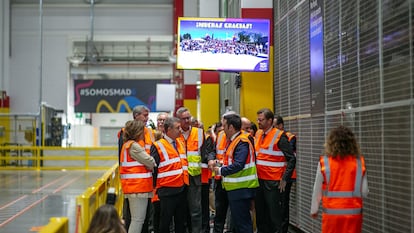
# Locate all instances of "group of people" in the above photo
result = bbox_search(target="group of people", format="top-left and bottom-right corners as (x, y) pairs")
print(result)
(88, 104), (369, 233)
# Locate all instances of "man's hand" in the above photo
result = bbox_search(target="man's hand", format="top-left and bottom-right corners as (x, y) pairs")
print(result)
(278, 180), (287, 192)
(208, 160), (216, 170)
(311, 213), (318, 219)
(213, 166), (220, 176)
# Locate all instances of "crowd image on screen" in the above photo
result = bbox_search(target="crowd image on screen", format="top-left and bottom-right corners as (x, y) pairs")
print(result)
(180, 33), (268, 57)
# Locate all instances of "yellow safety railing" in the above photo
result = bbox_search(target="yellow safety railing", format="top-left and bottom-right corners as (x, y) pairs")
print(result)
(0, 145), (117, 170)
(75, 163), (123, 233)
(0, 146), (123, 233)
(39, 217), (69, 233)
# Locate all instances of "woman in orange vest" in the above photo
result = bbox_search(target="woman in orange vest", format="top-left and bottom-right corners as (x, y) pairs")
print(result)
(311, 125), (369, 233)
(120, 120), (156, 233)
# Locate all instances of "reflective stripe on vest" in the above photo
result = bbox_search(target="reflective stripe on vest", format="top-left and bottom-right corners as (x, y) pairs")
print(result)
(157, 143), (181, 168)
(143, 128), (155, 152)
(155, 141), (188, 186)
(157, 168), (183, 178)
(322, 155), (363, 215)
(216, 132), (226, 159)
(223, 174), (258, 183)
(322, 155), (362, 198)
(182, 127), (204, 176)
(322, 208), (362, 215)
(256, 129), (283, 156)
(121, 173), (152, 179)
(255, 160), (286, 167)
(214, 131), (227, 180)
(255, 129), (286, 180)
(179, 152), (188, 172)
(120, 140), (153, 193)
(255, 130), (284, 164)
(120, 142), (146, 167)
(222, 134), (259, 191)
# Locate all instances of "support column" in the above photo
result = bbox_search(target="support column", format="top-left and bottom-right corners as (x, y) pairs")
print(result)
(173, 0), (184, 113)
(0, 0), (10, 92)
(180, 0), (220, 123)
(240, 0), (274, 120)
(0, 1), (11, 145)
(198, 0), (220, 127)
(200, 71), (220, 129)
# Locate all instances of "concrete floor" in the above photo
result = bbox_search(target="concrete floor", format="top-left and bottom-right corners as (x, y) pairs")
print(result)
(0, 170), (104, 233)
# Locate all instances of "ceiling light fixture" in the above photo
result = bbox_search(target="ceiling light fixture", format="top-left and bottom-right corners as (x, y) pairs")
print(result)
(67, 54), (85, 66)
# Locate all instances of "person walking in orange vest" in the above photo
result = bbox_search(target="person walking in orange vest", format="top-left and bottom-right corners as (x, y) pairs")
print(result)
(120, 120), (156, 233)
(274, 115), (296, 233)
(176, 107), (207, 233)
(150, 117), (189, 233)
(254, 108), (296, 233)
(311, 125), (369, 233)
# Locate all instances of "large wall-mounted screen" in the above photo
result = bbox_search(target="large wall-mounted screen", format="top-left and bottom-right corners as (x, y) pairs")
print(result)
(177, 17), (270, 72)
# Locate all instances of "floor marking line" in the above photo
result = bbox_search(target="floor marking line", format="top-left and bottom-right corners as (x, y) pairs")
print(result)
(53, 175), (83, 194)
(0, 195), (49, 228)
(32, 174), (71, 194)
(0, 195), (28, 210)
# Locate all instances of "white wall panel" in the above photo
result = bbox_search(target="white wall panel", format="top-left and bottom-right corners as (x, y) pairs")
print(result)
(241, 0), (272, 9)
(10, 5), (172, 114)
(9, 33), (40, 114)
(0, 0), (10, 92)
(199, 0), (219, 17)
(183, 70), (199, 84)
(184, 0), (198, 17)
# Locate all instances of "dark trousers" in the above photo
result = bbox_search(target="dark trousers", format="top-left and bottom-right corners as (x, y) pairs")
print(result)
(228, 197), (253, 233)
(187, 179), (202, 233)
(213, 180), (229, 233)
(122, 198), (151, 233)
(123, 198), (131, 231)
(152, 201), (161, 233)
(202, 183), (211, 233)
(159, 191), (187, 233)
(281, 182), (293, 233)
(255, 179), (285, 233)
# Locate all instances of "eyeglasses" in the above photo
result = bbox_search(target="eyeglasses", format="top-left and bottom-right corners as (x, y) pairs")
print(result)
(157, 119), (165, 122)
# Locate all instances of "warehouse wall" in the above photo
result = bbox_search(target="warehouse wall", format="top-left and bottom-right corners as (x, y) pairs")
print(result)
(10, 4), (172, 114)
(273, 0), (413, 232)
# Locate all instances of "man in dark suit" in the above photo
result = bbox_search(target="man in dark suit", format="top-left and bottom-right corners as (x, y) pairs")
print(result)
(213, 113), (259, 233)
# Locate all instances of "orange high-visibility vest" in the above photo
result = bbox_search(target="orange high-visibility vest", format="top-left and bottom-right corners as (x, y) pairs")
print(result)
(177, 127), (204, 177)
(214, 131), (227, 180)
(138, 127), (155, 153)
(151, 189), (159, 203)
(201, 135), (213, 183)
(118, 127), (155, 154)
(285, 131), (297, 180)
(153, 139), (189, 188)
(120, 140), (153, 194)
(255, 128), (285, 181)
(320, 155), (366, 233)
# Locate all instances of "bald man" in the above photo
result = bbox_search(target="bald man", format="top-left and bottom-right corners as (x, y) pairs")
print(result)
(241, 117), (252, 132)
